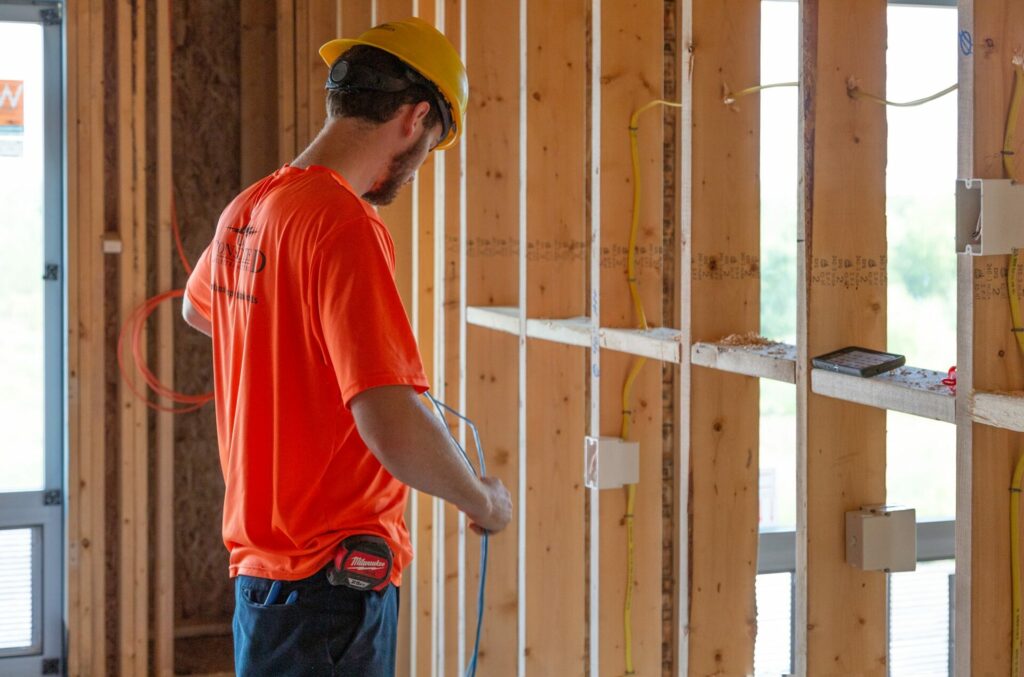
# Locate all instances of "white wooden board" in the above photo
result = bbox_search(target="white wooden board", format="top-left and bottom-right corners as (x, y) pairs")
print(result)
(811, 366), (955, 424)
(690, 341), (797, 383)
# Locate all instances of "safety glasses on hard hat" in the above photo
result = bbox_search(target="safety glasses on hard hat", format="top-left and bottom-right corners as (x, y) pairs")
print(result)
(326, 59), (454, 150)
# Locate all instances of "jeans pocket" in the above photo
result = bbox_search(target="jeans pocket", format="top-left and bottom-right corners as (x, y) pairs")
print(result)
(236, 576), (299, 610)
(237, 577), (269, 607)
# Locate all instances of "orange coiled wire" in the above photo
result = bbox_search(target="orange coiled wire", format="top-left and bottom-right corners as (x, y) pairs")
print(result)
(115, 197), (214, 413)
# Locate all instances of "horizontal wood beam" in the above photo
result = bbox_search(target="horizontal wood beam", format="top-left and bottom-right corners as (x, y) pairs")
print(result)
(811, 367), (955, 423)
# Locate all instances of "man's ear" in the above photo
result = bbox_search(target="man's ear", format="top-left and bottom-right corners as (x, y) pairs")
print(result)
(400, 101), (432, 139)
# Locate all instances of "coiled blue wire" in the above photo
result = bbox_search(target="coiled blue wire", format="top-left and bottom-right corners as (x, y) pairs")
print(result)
(425, 392), (488, 677)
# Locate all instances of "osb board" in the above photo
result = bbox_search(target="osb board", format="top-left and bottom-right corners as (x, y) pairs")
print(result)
(102, 0), (119, 669)
(799, 1), (887, 674)
(661, 2), (679, 674)
(171, 0), (242, 629)
(957, 1), (1024, 674)
(682, 1), (760, 675)
(174, 634), (234, 675)
(596, 0), (665, 674)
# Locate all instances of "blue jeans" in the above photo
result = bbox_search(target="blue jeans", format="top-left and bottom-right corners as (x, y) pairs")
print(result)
(233, 569), (399, 676)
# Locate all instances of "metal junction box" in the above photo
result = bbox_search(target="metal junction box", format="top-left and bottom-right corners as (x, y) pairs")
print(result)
(956, 178), (1024, 255)
(583, 436), (639, 490)
(845, 505), (916, 573)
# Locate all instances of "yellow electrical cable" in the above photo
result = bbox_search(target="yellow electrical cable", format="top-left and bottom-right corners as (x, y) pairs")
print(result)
(723, 81), (798, 105)
(1003, 55), (1024, 182)
(848, 82), (958, 108)
(1011, 249), (1024, 358)
(1012, 452), (1024, 677)
(620, 99), (682, 676)
(628, 99), (683, 336)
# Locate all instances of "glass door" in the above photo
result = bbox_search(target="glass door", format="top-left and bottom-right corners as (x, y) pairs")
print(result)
(0, 2), (63, 674)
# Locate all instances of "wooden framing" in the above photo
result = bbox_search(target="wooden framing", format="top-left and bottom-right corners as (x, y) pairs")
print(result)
(155, 0), (175, 674)
(523, 2), (588, 674)
(66, 2), (1024, 675)
(691, 342), (798, 383)
(438, 0), (464, 670)
(811, 366), (954, 423)
(66, 1), (108, 674)
(240, 0), (279, 186)
(955, 2), (1024, 674)
(277, 0), (298, 163)
(116, 1), (151, 673)
(972, 392), (1024, 432)
(377, 0), (417, 316)
(798, 1), (888, 674)
(463, 0), (521, 671)
(679, 2), (762, 675)
(595, 1), (664, 675)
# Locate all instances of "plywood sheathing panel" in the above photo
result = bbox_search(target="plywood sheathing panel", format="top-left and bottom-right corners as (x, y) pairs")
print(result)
(464, 0), (521, 672)
(680, 1), (761, 674)
(171, 0), (242, 638)
(524, 0), (588, 673)
(596, 1), (665, 675)
(956, 1), (1024, 674)
(798, 1), (888, 674)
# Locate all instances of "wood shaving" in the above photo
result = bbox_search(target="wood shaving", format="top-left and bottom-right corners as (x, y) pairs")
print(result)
(716, 331), (778, 347)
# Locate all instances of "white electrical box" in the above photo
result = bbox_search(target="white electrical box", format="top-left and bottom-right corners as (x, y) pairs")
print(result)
(845, 505), (916, 572)
(583, 436), (639, 490)
(956, 178), (1024, 255)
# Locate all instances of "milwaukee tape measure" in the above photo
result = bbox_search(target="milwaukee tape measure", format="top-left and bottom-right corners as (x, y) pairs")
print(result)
(327, 535), (393, 591)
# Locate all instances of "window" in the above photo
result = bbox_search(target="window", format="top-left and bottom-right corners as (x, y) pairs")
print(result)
(0, 3), (63, 674)
(756, 2), (957, 675)
(884, 3), (957, 525)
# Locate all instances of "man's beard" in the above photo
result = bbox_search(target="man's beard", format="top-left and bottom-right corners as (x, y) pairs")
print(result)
(362, 128), (432, 206)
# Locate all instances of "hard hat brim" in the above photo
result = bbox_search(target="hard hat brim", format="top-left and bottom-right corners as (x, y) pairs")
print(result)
(319, 38), (459, 150)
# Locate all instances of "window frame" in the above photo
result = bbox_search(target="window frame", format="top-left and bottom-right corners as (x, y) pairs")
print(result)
(0, 1), (64, 674)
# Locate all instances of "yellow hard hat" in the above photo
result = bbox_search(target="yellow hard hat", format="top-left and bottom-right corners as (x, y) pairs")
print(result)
(319, 17), (468, 151)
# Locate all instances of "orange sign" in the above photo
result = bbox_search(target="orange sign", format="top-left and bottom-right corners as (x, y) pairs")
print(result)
(0, 80), (24, 131)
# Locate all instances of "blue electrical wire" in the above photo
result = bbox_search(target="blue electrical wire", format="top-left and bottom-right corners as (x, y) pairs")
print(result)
(424, 392), (488, 677)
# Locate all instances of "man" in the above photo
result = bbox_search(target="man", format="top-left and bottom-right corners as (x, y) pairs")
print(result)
(182, 18), (512, 676)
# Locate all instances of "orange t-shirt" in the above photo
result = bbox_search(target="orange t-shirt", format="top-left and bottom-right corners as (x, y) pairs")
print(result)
(185, 164), (429, 584)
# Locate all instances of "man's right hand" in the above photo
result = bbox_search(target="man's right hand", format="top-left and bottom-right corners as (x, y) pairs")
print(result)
(466, 476), (512, 535)
(351, 386), (514, 538)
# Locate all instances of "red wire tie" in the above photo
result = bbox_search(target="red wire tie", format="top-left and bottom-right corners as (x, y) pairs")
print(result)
(941, 366), (957, 395)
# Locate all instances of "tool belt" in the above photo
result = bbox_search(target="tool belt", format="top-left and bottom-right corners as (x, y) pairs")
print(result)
(326, 535), (393, 592)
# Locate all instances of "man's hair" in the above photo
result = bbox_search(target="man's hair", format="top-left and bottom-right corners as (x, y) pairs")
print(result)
(326, 45), (442, 131)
